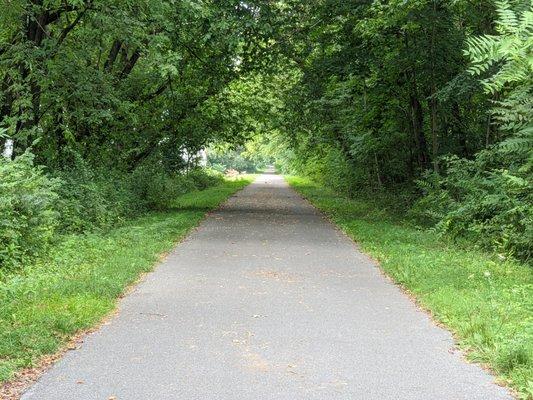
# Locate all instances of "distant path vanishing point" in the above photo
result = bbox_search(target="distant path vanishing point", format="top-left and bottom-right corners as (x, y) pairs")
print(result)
(22, 173), (511, 400)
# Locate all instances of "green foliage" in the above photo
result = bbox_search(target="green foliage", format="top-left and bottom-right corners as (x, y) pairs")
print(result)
(0, 0), (265, 169)
(0, 150), (226, 270)
(186, 168), (224, 190)
(413, 0), (533, 262)
(284, 145), (358, 196)
(288, 175), (533, 398)
(207, 145), (266, 172)
(465, 0), (533, 152)
(129, 166), (223, 211)
(54, 162), (135, 233)
(130, 166), (191, 212)
(414, 154), (532, 260)
(0, 153), (59, 269)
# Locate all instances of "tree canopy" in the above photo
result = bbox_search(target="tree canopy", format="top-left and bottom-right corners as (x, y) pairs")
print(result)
(1, 0), (532, 260)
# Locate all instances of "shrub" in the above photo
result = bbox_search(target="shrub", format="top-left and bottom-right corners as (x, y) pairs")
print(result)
(209, 163), (227, 173)
(414, 153), (533, 261)
(0, 150), (225, 270)
(0, 152), (60, 269)
(130, 166), (187, 211)
(130, 166), (222, 210)
(187, 168), (224, 190)
(53, 155), (133, 233)
(284, 145), (357, 196)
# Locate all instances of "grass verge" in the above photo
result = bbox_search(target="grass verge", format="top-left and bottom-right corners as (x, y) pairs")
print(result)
(286, 175), (532, 399)
(0, 177), (252, 385)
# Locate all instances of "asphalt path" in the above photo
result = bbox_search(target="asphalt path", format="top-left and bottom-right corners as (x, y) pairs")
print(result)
(22, 173), (511, 399)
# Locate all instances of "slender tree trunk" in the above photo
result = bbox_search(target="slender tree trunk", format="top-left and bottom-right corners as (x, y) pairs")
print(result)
(429, 0), (439, 172)
(362, 83), (382, 187)
(31, 78), (41, 126)
(104, 40), (122, 71)
(409, 93), (429, 170)
(119, 49), (141, 79)
(430, 94), (438, 171)
(451, 103), (468, 156)
(404, 34), (429, 171)
(373, 152), (382, 188)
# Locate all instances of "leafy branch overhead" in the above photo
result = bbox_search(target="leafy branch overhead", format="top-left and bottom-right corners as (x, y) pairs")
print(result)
(1, 0), (531, 262)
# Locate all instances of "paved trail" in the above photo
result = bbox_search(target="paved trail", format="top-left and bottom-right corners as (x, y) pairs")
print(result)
(22, 173), (511, 400)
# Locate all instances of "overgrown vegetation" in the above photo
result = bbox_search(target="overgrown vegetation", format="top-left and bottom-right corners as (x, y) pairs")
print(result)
(0, 152), (224, 270)
(0, 152), (59, 269)
(0, 177), (251, 383)
(287, 176), (533, 398)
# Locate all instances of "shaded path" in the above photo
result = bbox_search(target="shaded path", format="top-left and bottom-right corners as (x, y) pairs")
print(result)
(22, 173), (511, 399)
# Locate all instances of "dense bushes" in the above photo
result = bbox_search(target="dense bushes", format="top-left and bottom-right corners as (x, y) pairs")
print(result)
(0, 153), (224, 270)
(185, 168), (224, 190)
(0, 153), (59, 269)
(131, 166), (223, 210)
(280, 146), (358, 196)
(208, 152), (257, 173)
(55, 164), (134, 233)
(414, 152), (532, 261)
(130, 167), (190, 211)
(276, 142), (532, 262)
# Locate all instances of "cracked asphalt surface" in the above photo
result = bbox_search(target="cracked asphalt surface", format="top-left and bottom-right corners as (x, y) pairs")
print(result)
(21, 173), (512, 399)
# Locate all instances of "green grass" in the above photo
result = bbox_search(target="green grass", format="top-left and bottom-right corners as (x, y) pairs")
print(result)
(0, 177), (252, 383)
(286, 175), (533, 399)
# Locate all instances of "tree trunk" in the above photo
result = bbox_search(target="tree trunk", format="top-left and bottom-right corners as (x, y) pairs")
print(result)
(0, 75), (13, 125)
(119, 49), (141, 79)
(485, 114), (491, 148)
(429, 0), (439, 172)
(104, 40), (122, 72)
(409, 93), (429, 170)
(430, 93), (438, 171)
(373, 152), (382, 188)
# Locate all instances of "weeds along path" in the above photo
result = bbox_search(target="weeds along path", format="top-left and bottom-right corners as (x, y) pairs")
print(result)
(21, 173), (511, 400)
